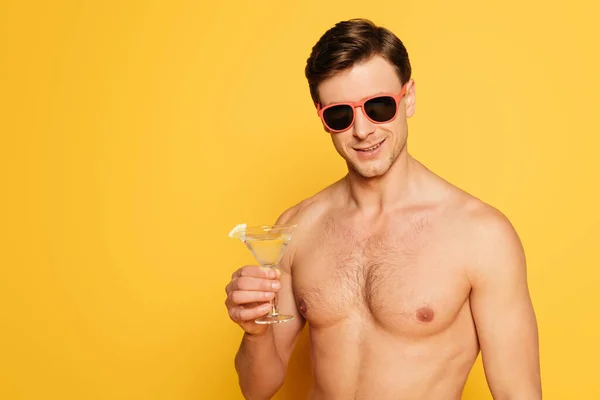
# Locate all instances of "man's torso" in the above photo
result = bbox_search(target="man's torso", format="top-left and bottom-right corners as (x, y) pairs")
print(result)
(288, 176), (484, 399)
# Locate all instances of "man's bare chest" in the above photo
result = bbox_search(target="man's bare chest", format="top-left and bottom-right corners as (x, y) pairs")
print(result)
(291, 214), (471, 336)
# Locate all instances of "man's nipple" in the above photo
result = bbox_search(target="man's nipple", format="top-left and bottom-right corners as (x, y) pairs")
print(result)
(416, 306), (434, 322)
(298, 299), (307, 317)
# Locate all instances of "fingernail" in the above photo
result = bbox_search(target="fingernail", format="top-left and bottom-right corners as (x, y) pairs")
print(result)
(268, 270), (277, 279)
(264, 292), (274, 298)
(272, 281), (281, 290)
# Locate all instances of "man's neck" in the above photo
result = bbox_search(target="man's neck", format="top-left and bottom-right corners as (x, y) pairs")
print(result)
(344, 149), (419, 215)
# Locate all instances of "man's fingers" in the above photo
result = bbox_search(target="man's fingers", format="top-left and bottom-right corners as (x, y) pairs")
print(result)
(227, 290), (275, 307)
(231, 276), (281, 292)
(232, 265), (277, 279)
(225, 266), (279, 325)
(228, 303), (272, 323)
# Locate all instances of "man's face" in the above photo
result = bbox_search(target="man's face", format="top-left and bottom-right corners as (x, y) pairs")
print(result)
(317, 56), (415, 178)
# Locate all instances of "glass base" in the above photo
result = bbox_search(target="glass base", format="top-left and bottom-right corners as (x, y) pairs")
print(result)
(255, 314), (294, 325)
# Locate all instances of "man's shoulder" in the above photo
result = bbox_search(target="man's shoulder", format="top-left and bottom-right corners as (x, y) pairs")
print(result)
(450, 193), (526, 281)
(460, 196), (521, 249)
(276, 179), (342, 228)
(420, 164), (517, 242)
(275, 182), (340, 268)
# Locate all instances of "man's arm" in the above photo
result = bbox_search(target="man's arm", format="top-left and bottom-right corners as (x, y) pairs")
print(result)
(468, 207), (541, 399)
(234, 270), (305, 399)
(231, 207), (306, 399)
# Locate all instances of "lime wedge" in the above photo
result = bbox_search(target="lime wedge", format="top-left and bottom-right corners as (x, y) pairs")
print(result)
(228, 223), (247, 240)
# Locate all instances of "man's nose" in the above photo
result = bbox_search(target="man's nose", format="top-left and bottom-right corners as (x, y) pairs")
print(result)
(352, 107), (375, 139)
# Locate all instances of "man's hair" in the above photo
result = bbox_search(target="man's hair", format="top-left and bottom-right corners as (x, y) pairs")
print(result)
(305, 18), (412, 105)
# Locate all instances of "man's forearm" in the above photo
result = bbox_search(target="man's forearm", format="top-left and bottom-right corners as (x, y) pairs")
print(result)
(235, 329), (286, 400)
(490, 378), (542, 400)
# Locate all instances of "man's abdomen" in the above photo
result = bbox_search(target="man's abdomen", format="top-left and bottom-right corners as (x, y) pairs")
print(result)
(306, 311), (479, 400)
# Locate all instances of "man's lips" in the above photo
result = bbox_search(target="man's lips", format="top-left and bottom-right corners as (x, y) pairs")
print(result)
(354, 139), (385, 152)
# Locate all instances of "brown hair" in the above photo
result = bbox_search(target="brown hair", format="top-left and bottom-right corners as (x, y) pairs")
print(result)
(305, 18), (412, 104)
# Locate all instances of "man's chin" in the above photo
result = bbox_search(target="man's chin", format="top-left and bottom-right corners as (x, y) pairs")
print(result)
(349, 161), (390, 179)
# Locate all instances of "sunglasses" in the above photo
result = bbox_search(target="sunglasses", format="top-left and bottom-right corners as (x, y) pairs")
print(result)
(316, 84), (407, 133)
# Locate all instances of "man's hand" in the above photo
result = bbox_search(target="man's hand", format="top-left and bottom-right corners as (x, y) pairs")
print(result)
(225, 265), (281, 335)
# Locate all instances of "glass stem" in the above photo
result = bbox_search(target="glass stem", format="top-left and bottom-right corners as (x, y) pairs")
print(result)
(269, 265), (279, 317)
(270, 293), (279, 317)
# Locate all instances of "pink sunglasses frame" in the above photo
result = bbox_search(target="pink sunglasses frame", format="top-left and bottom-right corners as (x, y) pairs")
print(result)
(316, 84), (408, 133)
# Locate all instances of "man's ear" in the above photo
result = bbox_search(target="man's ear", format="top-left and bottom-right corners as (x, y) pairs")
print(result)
(404, 79), (416, 118)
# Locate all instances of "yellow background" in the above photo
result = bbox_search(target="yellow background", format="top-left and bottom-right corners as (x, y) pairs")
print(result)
(1, 0), (599, 399)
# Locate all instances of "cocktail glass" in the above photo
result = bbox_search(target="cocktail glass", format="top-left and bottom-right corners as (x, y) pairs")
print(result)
(229, 224), (297, 324)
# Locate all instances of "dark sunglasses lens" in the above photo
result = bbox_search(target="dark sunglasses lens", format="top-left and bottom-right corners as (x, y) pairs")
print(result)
(323, 105), (353, 131)
(364, 96), (397, 122)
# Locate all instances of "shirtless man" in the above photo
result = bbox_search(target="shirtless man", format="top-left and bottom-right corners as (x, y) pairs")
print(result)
(225, 19), (541, 399)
